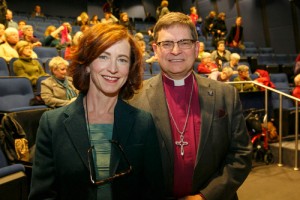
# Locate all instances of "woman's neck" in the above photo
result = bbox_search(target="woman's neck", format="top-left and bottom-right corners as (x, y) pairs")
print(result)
(84, 92), (117, 124)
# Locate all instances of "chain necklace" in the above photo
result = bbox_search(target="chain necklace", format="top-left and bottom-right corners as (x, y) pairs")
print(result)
(165, 75), (194, 156)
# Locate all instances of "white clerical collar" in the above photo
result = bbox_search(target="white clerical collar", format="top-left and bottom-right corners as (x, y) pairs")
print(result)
(163, 72), (192, 86)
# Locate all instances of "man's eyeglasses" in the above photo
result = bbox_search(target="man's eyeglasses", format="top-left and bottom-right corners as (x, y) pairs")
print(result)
(156, 39), (196, 50)
(87, 140), (132, 186)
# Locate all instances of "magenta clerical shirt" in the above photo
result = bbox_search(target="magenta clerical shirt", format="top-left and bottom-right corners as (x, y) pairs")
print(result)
(163, 73), (201, 198)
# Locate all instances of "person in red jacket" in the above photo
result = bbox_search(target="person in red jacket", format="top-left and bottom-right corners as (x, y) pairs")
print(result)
(292, 74), (300, 105)
(197, 52), (218, 74)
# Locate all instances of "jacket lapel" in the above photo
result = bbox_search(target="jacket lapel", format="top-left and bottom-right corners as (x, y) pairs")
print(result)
(146, 74), (174, 167)
(194, 73), (216, 164)
(63, 94), (91, 170)
(110, 99), (135, 176)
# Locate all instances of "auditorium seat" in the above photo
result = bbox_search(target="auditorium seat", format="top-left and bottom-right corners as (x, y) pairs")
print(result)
(0, 77), (48, 113)
(243, 41), (256, 48)
(244, 47), (259, 57)
(0, 57), (9, 76)
(0, 147), (28, 200)
(33, 47), (59, 63)
(269, 73), (298, 136)
(258, 47), (274, 55)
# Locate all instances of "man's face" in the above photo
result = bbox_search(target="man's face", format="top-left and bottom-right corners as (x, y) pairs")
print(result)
(6, 32), (19, 45)
(152, 25), (199, 80)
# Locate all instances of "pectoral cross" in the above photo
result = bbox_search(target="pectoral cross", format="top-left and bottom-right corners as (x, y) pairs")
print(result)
(175, 135), (188, 156)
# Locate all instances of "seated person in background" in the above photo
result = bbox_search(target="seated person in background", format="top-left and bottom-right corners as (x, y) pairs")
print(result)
(202, 11), (216, 39)
(0, 27), (19, 61)
(212, 12), (227, 47)
(197, 52), (218, 74)
(253, 69), (275, 90)
(196, 41), (205, 61)
(20, 25), (42, 47)
(13, 41), (48, 89)
(223, 52), (241, 74)
(64, 31), (83, 60)
(211, 40), (231, 63)
(31, 5), (45, 17)
(40, 25), (56, 43)
(295, 56), (300, 76)
(101, 11), (118, 24)
(75, 12), (89, 26)
(0, 23), (5, 44)
(42, 25), (71, 47)
(17, 20), (26, 38)
(136, 39), (150, 62)
(234, 65), (259, 92)
(226, 16), (245, 50)
(41, 56), (78, 108)
(208, 66), (233, 82)
(89, 14), (100, 25)
(119, 12), (134, 34)
(292, 74), (300, 105)
(5, 9), (18, 29)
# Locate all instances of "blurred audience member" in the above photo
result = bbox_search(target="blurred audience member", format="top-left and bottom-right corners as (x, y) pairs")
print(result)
(0, 0), (7, 26)
(223, 53), (240, 74)
(202, 11), (216, 39)
(101, 11), (118, 24)
(295, 53), (300, 76)
(42, 25), (71, 47)
(212, 12), (227, 47)
(227, 17), (245, 50)
(31, 5), (45, 17)
(17, 20), (26, 37)
(189, 6), (199, 25)
(208, 66), (233, 82)
(89, 14), (100, 25)
(80, 25), (89, 33)
(76, 12), (89, 26)
(158, 0), (170, 19)
(20, 25), (42, 47)
(134, 32), (144, 41)
(0, 23), (5, 44)
(196, 41), (205, 61)
(197, 52), (218, 74)
(41, 56), (78, 108)
(5, 9), (18, 29)
(0, 27), (19, 61)
(13, 41), (48, 89)
(211, 40), (231, 63)
(137, 39), (150, 62)
(119, 12), (134, 34)
(253, 69), (275, 90)
(292, 74), (300, 105)
(64, 31), (83, 60)
(234, 65), (259, 92)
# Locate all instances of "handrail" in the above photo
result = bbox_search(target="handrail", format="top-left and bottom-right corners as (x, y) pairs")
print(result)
(228, 80), (300, 170)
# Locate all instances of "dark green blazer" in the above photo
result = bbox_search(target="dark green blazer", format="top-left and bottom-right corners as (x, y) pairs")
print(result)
(129, 72), (252, 200)
(29, 94), (164, 200)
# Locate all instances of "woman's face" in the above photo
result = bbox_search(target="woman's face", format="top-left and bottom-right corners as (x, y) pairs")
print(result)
(21, 45), (33, 57)
(217, 43), (225, 52)
(53, 64), (68, 80)
(87, 39), (131, 97)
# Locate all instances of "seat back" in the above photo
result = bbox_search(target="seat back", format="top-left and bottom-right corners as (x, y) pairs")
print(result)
(8, 57), (18, 76)
(36, 75), (50, 96)
(269, 73), (293, 109)
(0, 77), (47, 112)
(33, 47), (59, 63)
(269, 73), (290, 90)
(0, 57), (9, 76)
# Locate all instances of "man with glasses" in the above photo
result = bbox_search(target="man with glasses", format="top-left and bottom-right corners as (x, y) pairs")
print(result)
(129, 12), (252, 200)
